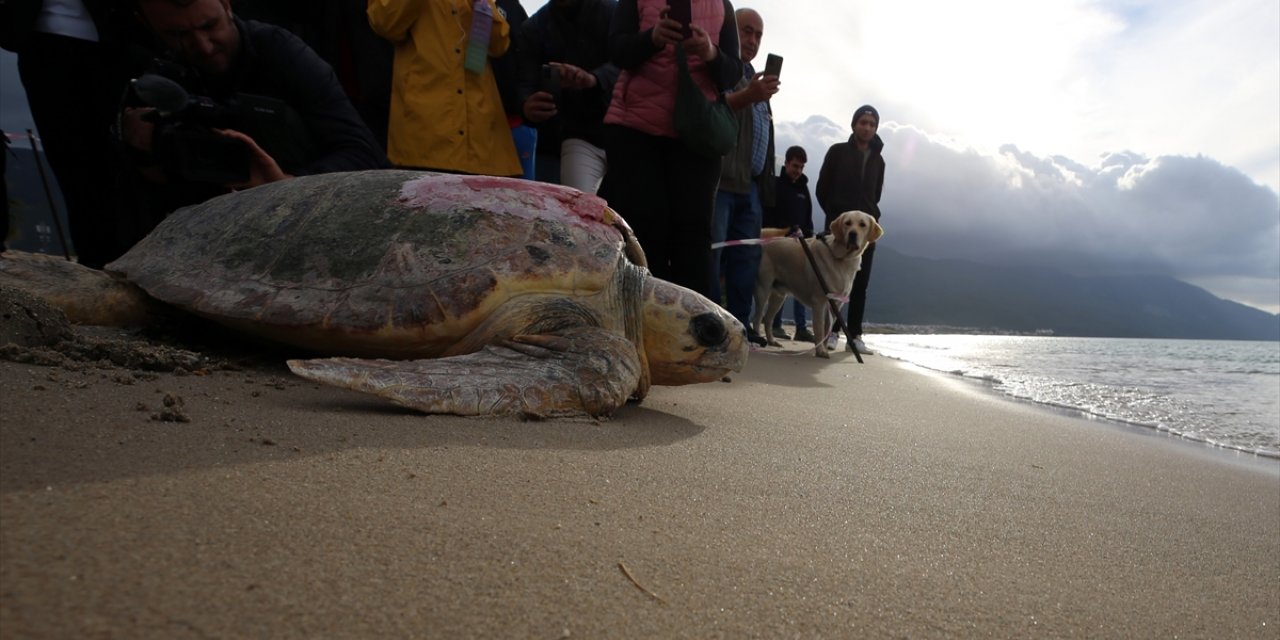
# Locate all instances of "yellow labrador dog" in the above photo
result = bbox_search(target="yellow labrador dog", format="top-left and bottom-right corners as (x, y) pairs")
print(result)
(750, 210), (883, 358)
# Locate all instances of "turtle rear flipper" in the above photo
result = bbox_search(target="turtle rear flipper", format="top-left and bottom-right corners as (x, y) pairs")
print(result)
(287, 327), (641, 419)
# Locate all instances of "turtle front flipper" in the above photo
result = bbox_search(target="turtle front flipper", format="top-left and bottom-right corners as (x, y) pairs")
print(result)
(287, 327), (641, 419)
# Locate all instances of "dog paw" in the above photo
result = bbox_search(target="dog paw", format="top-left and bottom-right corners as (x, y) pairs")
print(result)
(815, 348), (830, 359)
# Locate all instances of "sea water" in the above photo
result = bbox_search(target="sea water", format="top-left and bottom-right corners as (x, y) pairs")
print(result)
(862, 335), (1280, 458)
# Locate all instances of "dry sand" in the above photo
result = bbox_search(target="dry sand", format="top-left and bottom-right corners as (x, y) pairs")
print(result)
(1, 325), (1277, 639)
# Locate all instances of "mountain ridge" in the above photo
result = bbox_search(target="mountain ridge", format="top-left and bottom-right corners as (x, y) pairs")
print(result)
(867, 247), (1279, 341)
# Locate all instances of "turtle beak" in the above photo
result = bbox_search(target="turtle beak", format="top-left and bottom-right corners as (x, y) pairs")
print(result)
(642, 280), (747, 385)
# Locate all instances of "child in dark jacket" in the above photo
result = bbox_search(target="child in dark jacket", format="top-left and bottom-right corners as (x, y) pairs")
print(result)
(763, 145), (814, 341)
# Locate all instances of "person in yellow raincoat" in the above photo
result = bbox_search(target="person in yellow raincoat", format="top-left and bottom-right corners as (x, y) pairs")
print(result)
(368, 0), (522, 176)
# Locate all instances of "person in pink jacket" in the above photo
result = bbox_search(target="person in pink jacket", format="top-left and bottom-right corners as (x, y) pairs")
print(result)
(600, 0), (742, 297)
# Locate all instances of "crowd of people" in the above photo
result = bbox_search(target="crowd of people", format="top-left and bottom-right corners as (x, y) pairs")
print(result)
(1, 0), (886, 354)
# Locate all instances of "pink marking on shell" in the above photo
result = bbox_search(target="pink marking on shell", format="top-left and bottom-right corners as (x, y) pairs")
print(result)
(396, 174), (620, 238)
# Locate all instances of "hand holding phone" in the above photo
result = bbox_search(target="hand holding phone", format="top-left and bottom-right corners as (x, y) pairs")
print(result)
(763, 53), (783, 79)
(540, 64), (561, 104)
(666, 0), (692, 38)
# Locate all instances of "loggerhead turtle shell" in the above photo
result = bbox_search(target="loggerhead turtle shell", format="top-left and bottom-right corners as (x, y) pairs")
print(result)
(108, 170), (645, 358)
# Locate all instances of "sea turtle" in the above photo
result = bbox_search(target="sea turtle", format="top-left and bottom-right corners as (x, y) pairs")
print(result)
(1, 170), (747, 418)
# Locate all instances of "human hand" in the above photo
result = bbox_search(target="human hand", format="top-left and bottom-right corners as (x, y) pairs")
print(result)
(522, 92), (558, 123)
(120, 107), (157, 152)
(746, 71), (780, 103)
(682, 24), (717, 61)
(214, 128), (289, 189)
(553, 62), (597, 90)
(651, 8), (684, 48)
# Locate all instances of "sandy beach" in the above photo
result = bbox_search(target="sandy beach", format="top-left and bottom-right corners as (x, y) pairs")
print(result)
(2, 330), (1277, 639)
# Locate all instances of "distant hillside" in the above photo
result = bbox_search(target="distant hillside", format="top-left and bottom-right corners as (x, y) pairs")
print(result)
(869, 247), (1280, 341)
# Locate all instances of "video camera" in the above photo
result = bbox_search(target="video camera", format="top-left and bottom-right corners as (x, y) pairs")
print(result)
(127, 61), (308, 184)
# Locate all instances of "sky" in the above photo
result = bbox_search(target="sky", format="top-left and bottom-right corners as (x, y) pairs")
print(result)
(539, 0), (1277, 314)
(3, 0), (1278, 314)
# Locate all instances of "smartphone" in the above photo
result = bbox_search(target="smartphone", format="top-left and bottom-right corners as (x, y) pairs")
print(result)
(763, 53), (783, 79)
(666, 0), (692, 37)
(540, 64), (561, 104)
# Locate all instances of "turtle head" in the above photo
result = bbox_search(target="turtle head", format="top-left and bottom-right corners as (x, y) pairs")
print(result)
(640, 278), (747, 385)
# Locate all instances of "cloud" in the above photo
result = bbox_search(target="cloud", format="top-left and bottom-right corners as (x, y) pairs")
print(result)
(776, 116), (1280, 313)
(759, 0), (1280, 193)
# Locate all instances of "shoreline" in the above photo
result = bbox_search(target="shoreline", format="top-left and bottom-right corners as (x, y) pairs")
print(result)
(2, 337), (1278, 637)
(857, 332), (1280, 462)
(888, 355), (1280, 468)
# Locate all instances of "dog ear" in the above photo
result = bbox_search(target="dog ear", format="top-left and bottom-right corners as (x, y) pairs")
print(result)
(868, 219), (884, 243)
(828, 215), (844, 237)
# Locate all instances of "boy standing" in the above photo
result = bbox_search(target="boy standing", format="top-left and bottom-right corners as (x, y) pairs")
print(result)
(763, 145), (814, 341)
(814, 105), (884, 355)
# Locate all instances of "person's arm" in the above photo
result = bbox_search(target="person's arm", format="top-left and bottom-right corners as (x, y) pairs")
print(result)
(216, 128), (287, 189)
(263, 27), (389, 174)
(610, 0), (692, 70)
(590, 62), (621, 106)
(872, 154), (885, 204)
(704, 0), (742, 92)
(815, 147), (835, 217)
(591, 1), (622, 102)
(516, 15), (555, 124)
(723, 73), (776, 111)
(608, 0), (661, 69)
(366, 0), (426, 42)
(801, 185), (814, 237)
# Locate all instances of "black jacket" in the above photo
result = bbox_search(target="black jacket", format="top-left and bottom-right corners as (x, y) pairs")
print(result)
(133, 17), (387, 181)
(201, 17), (388, 176)
(123, 17), (388, 233)
(815, 133), (884, 222)
(518, 0), (619, 152)
(764, 172), (812, 235)
(717, 72), (775, 208)
(608, 0), (741, 92)
(0, 0), (132, 51)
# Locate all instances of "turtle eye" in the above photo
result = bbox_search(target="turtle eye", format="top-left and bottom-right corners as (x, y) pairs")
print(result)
(690, 312), (728, 347)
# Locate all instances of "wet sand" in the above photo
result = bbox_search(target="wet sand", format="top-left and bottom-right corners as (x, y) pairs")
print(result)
(1, 341), (1277, 638)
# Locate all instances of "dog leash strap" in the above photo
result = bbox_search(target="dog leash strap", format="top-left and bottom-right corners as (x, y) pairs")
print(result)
(793, 228), (863, 364)
(709, 237), (787, 250)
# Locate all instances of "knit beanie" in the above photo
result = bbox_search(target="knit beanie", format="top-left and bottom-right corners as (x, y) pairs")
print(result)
(852, 105), (879, 127)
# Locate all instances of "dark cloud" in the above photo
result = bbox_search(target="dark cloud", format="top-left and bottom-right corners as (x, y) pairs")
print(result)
(777, 116), (1280, 312)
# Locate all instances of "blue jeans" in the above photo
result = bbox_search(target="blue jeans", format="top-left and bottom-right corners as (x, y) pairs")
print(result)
(710, 185), (762, 327)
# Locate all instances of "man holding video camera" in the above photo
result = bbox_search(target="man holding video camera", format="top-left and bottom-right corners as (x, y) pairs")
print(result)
(117, 0), (388, 243)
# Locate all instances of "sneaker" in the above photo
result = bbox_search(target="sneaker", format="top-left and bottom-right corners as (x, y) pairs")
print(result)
(825, 333), (839, 350)
(849, 338), (875, 355)
(771, 326), (791, 340)
(746, 328), (768, 347)
(793, 328), (815, 342)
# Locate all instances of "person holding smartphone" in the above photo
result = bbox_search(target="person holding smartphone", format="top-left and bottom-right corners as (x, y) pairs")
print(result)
(518, 0), (619, 192)
(708, 7), (780, 345)
(599, 0), (743, 298)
